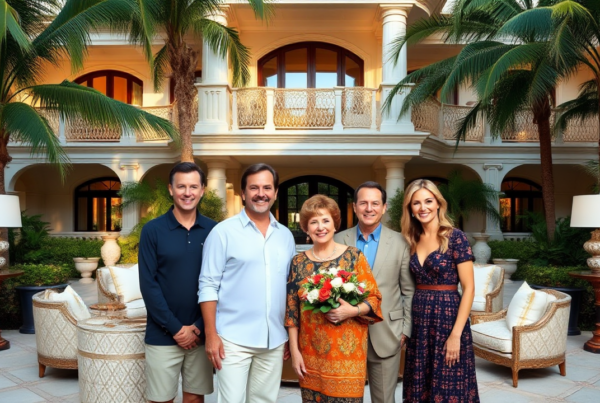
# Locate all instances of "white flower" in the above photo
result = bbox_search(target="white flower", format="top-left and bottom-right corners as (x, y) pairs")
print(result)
(342, 282), (356, 293)
(330, 277), (344, 288)
(328, 267), (340, 276)
(307, 289), (320, 304)
(359, 282), (366, 288)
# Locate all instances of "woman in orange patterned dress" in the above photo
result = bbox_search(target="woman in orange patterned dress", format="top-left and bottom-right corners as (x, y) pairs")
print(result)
(286, 195), (383, 403)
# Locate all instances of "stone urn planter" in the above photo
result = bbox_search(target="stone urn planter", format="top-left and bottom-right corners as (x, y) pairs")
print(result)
(101, 234), (121, 267)
(73, 257), (100, 283)
(472, 233), (492, 264)
(492, 258), (520, 279)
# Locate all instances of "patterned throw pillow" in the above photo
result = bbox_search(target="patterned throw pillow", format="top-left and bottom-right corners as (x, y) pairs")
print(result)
(505, 281), (556, 329)
(49, 285), (91, 321)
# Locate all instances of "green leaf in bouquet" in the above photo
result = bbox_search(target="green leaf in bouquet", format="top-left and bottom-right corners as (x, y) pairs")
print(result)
(302, 303), (315, 312)
(320, 305), (332, 313)
(349, 298), (358, 305)
(332, 302), (340, 308)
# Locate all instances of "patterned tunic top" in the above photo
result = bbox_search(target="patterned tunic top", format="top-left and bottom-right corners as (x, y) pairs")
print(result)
(286, 247), (383, 402)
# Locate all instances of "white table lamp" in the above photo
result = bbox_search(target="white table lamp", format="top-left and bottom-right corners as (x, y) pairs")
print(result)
(0, 195), (23, 270)
(570, 194), (600, 274)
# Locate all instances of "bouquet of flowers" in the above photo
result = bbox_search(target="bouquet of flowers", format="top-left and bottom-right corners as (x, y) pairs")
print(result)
(300, 267), (369, 313)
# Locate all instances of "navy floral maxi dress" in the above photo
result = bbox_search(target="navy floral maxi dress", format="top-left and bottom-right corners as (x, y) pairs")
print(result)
(403, 229), (479, 403)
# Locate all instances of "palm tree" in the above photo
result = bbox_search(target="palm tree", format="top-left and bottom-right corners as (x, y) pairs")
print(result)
(0, 0), (178, 196)
(507, 1), (600, 188)
(119, 0), (272, 162)
(385, 0), (572, 240)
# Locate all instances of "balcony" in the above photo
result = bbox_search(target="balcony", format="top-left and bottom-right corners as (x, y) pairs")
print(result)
(231, 87), (380, 131)
(411, 99), (599, 143)
(34, 105), (177, 143)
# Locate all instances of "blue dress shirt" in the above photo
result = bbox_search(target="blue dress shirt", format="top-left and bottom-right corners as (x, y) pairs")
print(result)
(356, 223), (382, 269)
(198, 209), (296, 349)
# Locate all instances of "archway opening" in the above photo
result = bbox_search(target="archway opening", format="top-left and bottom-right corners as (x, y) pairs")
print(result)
(276, 175), (355, 244)
(500, 177), (543, 232)
(74, 177), (122, 231)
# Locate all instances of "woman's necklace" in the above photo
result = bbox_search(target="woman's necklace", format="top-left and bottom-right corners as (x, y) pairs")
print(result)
(312, 245), (337, 262)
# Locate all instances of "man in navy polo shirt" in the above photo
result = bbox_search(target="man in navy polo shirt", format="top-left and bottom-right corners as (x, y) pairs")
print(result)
(139, 162), (217, 403)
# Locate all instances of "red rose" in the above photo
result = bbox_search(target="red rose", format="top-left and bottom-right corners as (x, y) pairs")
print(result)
(322, 279), (333, 291)
(313, 274), (324, 284)
(318, 287), (331, 302)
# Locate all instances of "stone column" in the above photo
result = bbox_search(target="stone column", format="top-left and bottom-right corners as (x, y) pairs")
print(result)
(483, 163), (504, 241)
(381, 157), (411, 198)
(204, 157), (230, 202)
(379, 5), (415, 133)
(196, 7), (231, 134)
(117, 162), (140, 236)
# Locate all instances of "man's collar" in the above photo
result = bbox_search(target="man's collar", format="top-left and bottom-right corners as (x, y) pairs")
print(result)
(239, 208), (279, 229)
(357, 223), (382, 242)
(167, 206), (204, 230)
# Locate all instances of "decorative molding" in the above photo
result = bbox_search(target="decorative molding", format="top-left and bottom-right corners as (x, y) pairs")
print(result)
(483, 163), (503, 171)
(120, 163), (139, 171)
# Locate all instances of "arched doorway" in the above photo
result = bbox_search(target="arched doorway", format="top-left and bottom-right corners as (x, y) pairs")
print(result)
(74, 177), (122, 231)
(277, 176), (355, 244)
(500, 177), (543, 232)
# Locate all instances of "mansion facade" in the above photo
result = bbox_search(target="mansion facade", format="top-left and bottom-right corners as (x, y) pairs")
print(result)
(6, 0), (598, 242)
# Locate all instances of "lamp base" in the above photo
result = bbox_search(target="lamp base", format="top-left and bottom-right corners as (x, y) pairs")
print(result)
(584, 229), (600, 274)
(0, 332), (10, 351)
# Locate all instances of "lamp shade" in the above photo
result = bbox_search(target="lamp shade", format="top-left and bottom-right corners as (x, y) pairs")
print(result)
(570, 194), (600, 228)
(0, 195), (22, 228)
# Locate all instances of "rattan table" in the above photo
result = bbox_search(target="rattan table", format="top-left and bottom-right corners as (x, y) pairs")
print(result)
(77, 317), (147, 402)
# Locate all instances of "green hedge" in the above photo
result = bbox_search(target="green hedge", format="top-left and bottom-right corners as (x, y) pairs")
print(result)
(0, 264), (72, 329)
(488, 240), (538, 269)
(512, 264), (594, 330)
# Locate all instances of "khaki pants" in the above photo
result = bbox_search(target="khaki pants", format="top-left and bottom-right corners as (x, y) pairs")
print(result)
(216, 337), (284, 403)
(367, 338), (403, 403)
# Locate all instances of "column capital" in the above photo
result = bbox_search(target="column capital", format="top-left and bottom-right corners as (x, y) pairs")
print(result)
(381, 156), (412, 169)
(206, 5), (229, 24)
(379, 4), (411, 21)
(119, 162), (139, 171)
(202, 156), (232, 168)
(483, 163), (503, 171)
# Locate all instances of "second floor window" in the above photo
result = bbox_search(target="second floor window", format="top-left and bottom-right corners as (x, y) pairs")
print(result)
(75, 70), (143, 105)
(258, 42), (364, 88)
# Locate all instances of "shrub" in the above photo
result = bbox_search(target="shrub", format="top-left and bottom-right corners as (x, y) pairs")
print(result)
(0, 264), (72, 329)
(386, 189), (404, 232)
(488, 240), (537, 268)
(511, 264), (594, 330)
(8, 211), (52, 264)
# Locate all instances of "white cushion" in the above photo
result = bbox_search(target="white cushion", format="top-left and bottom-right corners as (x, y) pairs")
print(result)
(108, 264), (142, 303)
(473, 264), (497, 298)
(126, 299), (146, 309)
(471, 296), (486, 312)
(506, 282), (557, 329)
(471, 319), (513, 353)
(49, 286), (91, 321)
(99, 268), (117, 295)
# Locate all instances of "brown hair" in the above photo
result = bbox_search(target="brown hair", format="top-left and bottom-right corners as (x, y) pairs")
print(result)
(401, 179), (454, 254)
(299, 195), (341, 232)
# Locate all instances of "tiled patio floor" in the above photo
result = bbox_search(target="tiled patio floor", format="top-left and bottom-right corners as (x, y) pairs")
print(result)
(0, 279), (598, 402)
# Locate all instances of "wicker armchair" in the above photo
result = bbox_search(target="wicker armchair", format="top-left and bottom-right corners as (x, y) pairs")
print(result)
(32, 291), (79, 377)
(97, 264), (135, 303)
(471, 266), (505, 314)
(471, 289), (571, 387)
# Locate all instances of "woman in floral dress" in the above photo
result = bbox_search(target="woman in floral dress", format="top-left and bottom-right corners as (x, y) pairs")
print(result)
(401, 179), (479, 402)
(286, 195), (383, 403)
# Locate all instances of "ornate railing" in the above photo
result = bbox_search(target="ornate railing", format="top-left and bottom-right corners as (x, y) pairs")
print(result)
(563, 116), (599, 142)
(442, 105), (485, 141)
(412, 99), (440, 136)
(65, 117), (121, 142)
(231, 87), (379, 130)
(500, 110), (556, 142)
(140, 105), (177, 141)
(274, 89), (336, 128)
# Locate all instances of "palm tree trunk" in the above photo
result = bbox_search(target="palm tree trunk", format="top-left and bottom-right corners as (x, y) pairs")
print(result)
(170, 44), (199, 163)
(534, 103), (556, 241)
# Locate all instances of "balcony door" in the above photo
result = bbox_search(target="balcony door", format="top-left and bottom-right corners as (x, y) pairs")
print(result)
(258, 42), (363, 88)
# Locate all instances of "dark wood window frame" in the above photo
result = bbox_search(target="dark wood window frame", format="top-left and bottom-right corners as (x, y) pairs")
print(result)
(74, 177), (122, 232)
(75, 70), (143, 105)
(500, 177), (543, 232)
(258, 42), (364, 88)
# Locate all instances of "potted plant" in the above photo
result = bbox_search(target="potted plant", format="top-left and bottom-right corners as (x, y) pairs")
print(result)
(13, 264), (71, 334)
(73, 257), (101, 283)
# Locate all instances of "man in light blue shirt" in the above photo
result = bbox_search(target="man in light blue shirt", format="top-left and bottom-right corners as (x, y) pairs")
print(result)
(357, 219), (383, 269)
(199, 163), (295, 403)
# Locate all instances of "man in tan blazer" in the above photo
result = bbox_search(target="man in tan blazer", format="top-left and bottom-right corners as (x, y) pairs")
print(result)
(334, 181), (414, 403)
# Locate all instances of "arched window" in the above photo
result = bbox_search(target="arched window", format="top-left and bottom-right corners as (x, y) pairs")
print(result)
(500, 177), (543, 232)
(75, 70), (143, 105)
(258, 42), (364, 88)
(75, 178), (122, 232)
(276, 176), (355, 244)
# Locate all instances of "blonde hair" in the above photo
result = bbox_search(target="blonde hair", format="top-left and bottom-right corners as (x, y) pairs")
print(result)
(401, 179), (454, 254)
(299, 195), (341, 232)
